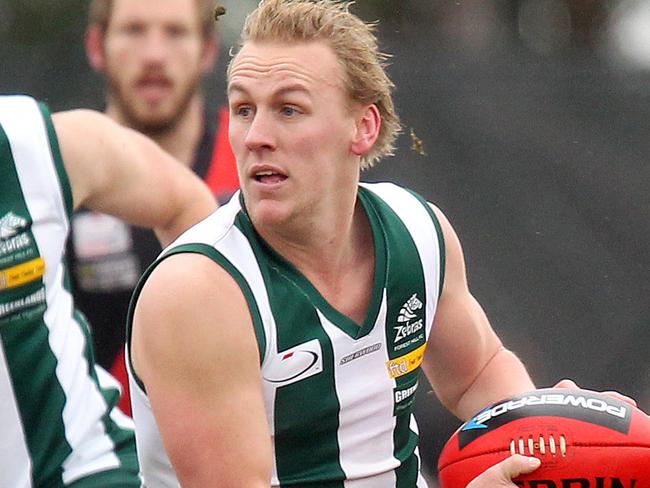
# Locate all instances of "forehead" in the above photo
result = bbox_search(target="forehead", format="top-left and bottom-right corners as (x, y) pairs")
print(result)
(110, 0), (200, 26)
(228, 41), (345, 95)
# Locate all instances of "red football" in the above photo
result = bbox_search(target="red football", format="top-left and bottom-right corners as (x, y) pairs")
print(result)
(437, 388), (650, 487)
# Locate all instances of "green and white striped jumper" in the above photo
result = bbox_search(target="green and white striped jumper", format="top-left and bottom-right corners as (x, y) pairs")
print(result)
(128, 182), (445, 487)
(0, 95), (139, 488)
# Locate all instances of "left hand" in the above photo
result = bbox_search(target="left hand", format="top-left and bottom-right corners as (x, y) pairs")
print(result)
(466, 455), (541, 487)
(554, 378), (637, 407)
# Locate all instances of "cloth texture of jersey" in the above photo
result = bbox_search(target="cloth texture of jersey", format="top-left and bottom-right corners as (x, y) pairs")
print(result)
(127, 183), (445, 487)
(67, 105), (238, 415)
(0, 95), (140, 487)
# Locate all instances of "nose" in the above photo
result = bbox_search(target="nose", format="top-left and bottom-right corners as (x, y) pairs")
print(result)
(140, 29), (168, 65)
(244, 111), (276, 152)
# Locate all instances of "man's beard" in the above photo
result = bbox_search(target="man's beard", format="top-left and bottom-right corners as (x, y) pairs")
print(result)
(106, 73), (202, 136)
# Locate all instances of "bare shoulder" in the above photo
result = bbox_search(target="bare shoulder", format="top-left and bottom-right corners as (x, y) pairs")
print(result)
(130, 253), (270, 486)
(52, 108), (107, 126)
(131, 251), (256, 385)
(427, 202), (456, 240)
(140, 252), (233, 295)
(52, 109), (121, 208)
(135, 251), (248, 330)
(52, 109), (117, 150)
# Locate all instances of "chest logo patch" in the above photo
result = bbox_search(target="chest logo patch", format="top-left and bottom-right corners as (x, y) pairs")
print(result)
(386, 343), (427, 379)
(393, 293), (426, 353)
(0, 257), (46, 291)
(263, 338), (323, 386)
(0, 212), (29, 240)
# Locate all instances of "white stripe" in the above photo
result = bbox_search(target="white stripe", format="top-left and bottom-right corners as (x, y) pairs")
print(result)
(319, 296), (400, 484)
(0, 341), (33, 488)
(1, 96), (121, 484)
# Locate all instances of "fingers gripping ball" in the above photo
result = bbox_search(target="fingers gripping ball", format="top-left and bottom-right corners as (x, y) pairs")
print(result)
(438, 388), (650, 487)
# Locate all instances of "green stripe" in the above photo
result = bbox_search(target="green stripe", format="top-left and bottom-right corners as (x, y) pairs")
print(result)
(38, 101), (73, 219)
(361, 188), (426, 486)
(2, 308), (70, 487)
(75, 309), (139, 482)
(234, 213), (346, 486)
(405, 189), (446, 298)
(1, 116), (72, 486)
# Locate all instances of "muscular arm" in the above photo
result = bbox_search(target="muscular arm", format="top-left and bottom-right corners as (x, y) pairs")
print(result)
(53, 109), (216, 246)
(131, 253), (272, 487)
(422, 204), (535, 421)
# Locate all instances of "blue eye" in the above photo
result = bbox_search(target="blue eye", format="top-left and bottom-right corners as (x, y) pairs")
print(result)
(236, 106), (252, 117)
(281, 106), (298, 116)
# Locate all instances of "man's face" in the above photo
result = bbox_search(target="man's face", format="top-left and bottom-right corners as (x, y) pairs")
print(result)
(228, 41), (362, 228)
(101, 0), (210, 134)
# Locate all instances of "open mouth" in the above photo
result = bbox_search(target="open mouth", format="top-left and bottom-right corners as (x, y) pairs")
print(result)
(254, 170), (287, 184)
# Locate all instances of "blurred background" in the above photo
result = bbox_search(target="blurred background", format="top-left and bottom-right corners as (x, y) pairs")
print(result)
(2, 0), (649, 481)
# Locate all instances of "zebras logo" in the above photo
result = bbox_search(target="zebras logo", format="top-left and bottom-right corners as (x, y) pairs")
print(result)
(0, 212), (28, 240)
(397, 293), (422, 323)
(394, 293), (424, 343)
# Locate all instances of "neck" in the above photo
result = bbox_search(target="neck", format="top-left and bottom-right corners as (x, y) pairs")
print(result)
(265, 198), (375, 326)
(259, 193), (371, 287)
(106, 95), (205, 168)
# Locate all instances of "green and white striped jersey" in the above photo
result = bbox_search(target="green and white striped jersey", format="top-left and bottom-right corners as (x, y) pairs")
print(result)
(0, 95), (138, 487)
(128, 182), (445, 487)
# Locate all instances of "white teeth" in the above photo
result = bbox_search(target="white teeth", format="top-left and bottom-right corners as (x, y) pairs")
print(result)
(256, 170), (274, 176)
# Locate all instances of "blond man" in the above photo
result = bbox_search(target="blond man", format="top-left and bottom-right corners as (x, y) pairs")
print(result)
(128, 1), (537, 486)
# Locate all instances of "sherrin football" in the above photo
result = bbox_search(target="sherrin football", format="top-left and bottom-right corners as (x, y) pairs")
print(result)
(437, 388), (650, 487)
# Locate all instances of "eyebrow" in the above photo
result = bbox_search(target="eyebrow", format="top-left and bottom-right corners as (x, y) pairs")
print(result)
(227, 83), (248, 97)
(227, 82), (312, 100)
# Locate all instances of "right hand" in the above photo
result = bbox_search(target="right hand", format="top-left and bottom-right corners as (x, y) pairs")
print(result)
(466, 455), (541, 487)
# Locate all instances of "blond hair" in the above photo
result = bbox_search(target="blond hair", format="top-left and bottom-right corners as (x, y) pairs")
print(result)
(88, 0), (218, 39)
(230, 0), (401, 168)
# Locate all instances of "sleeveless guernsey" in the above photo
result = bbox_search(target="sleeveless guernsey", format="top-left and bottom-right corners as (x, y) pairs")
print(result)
(0, 95), (139, 487)
(127, 183), (445, 487)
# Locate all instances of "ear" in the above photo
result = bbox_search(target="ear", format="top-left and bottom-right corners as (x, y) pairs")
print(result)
(200, 37), (219, 75)
(351, 104), (381, 157)
(85, 26), (106, 73)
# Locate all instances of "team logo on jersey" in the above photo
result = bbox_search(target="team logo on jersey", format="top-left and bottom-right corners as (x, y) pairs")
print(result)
(393, 293), (425, 352)
(0, 212), (32, 261)
(0, 212), (29, 240)
(386, 343), (427, 378)
(263, 339), (323, 386)
(397, 293), (422, 323)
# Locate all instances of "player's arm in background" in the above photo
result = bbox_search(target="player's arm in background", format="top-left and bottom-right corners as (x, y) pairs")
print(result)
(53, 109), (217, 246)
(130, 253), (272, 487)
(421, 203), (536, 421)
(466, 455), (541, 488)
